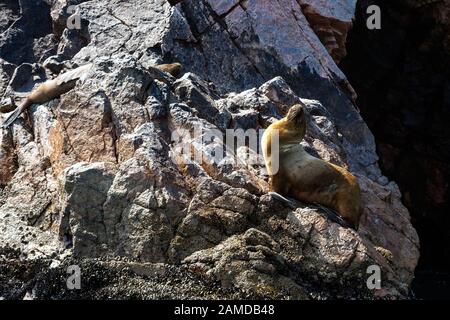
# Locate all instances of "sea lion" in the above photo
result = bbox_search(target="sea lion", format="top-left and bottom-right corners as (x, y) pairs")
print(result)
(261, 104), (362, 229)
(1, 63), (92, 128)
(0, 62), (180, 128)
(155, 62), (182, 77)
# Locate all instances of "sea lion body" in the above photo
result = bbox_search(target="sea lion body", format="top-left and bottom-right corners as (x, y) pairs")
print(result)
(1, 64), (91, 128)
(155, 62), (182, 77)
(262, 104), (361, 228)
(0, 79), (77, 128)
(27, 78), (77, 104)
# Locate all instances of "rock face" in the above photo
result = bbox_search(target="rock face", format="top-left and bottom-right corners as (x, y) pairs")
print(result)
(0, 0), (419, 299)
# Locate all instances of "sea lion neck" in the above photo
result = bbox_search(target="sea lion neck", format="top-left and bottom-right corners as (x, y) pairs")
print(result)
(284, 117), (306, 141)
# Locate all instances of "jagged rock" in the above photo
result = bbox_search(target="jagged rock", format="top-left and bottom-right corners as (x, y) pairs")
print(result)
(358, 175), (420, 284)
(59, 162), (117, 257)
(8, 63), (46, 93)
(0, 118), (61, 262)
(0, 0), (20, 34)
(173, 73), (231, 130)
(48, 80), (117, 177)
(0, 58), (15, 97)
(168, 180), (258, 262)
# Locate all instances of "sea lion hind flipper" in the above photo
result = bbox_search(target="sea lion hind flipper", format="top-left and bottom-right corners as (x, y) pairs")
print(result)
(269, 192), (296, 209)
(1, 106), (23, 128)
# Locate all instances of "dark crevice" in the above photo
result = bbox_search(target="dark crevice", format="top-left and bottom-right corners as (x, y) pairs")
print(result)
(168, 0), (186, 6)
(340, 0), (450, 299)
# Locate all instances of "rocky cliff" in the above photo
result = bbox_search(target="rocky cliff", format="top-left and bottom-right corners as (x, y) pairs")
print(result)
(0, 0), (419, 299)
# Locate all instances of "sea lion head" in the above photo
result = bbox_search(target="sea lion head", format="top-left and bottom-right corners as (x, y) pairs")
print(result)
(155, 62), (182, 77)
(286, 103), (306, 138)
(286, 104), (304, 121)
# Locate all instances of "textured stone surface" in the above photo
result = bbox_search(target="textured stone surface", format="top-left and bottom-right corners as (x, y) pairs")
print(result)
(299, 0), (357, 63)
(0, 0), (419, 299)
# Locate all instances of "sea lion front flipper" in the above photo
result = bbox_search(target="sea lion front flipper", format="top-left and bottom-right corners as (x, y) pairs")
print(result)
(55, 63), (92, 86)
(268, 192), (353, 229)
(313, 203), (353, 229)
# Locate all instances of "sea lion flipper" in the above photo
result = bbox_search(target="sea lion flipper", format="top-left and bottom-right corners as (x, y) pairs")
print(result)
(269, 192), (296, 208)
(314, 203), (352, 229)
(55, 63), (92, 86)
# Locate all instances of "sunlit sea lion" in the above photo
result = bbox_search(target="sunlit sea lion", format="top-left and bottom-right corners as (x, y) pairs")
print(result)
(262, 104), (362, 229)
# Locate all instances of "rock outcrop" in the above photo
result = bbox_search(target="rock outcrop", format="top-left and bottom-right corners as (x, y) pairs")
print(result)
(0, 0), (419, 299)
